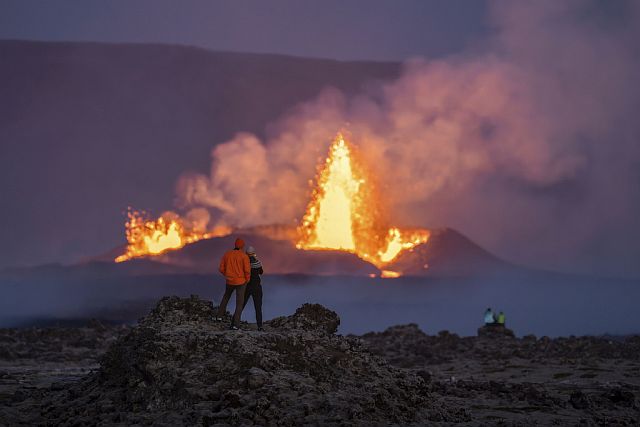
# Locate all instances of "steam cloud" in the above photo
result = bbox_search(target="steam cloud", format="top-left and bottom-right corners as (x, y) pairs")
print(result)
(176, 1), (640, 277)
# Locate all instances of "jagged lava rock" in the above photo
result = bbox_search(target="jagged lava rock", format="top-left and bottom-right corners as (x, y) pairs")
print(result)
(23, 296), (463, 425)
(267, 303), (340, 334)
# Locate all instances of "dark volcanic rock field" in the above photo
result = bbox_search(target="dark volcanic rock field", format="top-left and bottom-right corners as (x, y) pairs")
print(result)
(359, 324), (640, 425)
(1, 296), (639, 426)
(0, 297), (461, 425)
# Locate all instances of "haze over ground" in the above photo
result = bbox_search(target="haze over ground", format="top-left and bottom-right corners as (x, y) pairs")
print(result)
(0, 1), (639, 278)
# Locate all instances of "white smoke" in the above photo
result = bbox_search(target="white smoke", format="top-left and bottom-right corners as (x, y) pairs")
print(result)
(176, 0), (640, 276)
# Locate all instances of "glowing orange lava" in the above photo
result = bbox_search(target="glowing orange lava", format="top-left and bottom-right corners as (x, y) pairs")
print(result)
(114, 209), (229, 262)
(297, 133), (430, 274)
(380, 270), (402, 279)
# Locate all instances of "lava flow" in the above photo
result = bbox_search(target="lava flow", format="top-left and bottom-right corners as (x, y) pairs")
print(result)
(297, 133), (430, 272)
(114, 209), (227, 262)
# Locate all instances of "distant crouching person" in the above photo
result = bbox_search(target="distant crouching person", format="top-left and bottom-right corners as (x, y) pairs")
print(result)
(243, 246), (264, 331)
(484, 308), (495, 325)
(217, 238), (250, 330)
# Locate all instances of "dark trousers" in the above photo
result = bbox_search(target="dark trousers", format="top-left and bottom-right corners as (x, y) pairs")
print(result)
(217, 283), (246, 326)
(243, 282), (263, 328)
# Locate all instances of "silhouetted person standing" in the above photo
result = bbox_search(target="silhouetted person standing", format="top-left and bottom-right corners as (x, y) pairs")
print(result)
(243, 246), (264, 330)
(217, 238), (250, 330)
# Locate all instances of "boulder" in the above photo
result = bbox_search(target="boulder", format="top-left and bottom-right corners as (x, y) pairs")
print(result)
(268, 303), (340, 334)
(140, 294), (214, 326)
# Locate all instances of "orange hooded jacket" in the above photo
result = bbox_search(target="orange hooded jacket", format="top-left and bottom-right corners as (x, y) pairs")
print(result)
(219, 249), (250, 285)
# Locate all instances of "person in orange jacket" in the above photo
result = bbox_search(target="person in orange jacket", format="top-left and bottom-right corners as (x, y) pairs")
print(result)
(216, 237), (251, 329)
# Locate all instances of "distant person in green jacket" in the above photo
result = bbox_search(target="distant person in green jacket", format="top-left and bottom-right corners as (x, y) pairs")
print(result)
(497, 311), (506, 325)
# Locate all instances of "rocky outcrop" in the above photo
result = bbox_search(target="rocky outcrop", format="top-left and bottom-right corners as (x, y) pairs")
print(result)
(477, 324), (515, 339)
(267, 303), (340, 334)
(1, 296), (465, 425)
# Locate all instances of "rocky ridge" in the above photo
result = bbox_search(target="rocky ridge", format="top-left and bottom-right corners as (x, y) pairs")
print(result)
(0, 296), (464, 426)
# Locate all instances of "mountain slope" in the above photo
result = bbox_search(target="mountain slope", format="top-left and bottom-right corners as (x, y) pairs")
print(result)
(386, 228), (517, 276)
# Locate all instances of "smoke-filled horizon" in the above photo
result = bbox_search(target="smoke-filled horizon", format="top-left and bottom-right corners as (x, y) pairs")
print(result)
(175, 1), (640, 278)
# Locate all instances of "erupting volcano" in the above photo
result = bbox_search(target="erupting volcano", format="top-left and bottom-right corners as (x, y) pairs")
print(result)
(115, 133), (430, 275)
(296, 134), (430, 269)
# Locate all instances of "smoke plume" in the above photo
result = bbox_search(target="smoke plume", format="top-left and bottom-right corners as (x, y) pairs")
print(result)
(176, 1), (640, 277)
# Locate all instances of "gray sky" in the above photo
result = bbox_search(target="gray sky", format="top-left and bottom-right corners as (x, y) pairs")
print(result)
(0, 0), (490, 61)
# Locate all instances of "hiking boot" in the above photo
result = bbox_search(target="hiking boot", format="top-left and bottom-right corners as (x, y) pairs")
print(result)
(213, 316), (223, 322)
(257, 327), (264, 331)
(229, 325), (239, 330)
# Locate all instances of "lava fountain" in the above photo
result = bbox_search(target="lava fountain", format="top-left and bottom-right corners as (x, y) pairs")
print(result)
(297, 133), (430, 271)
(114, 209), (228, 262)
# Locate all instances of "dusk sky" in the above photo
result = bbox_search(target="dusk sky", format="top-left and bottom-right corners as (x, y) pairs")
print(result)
(1, 0), (639, 278)
(0, 0), (491, 61)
